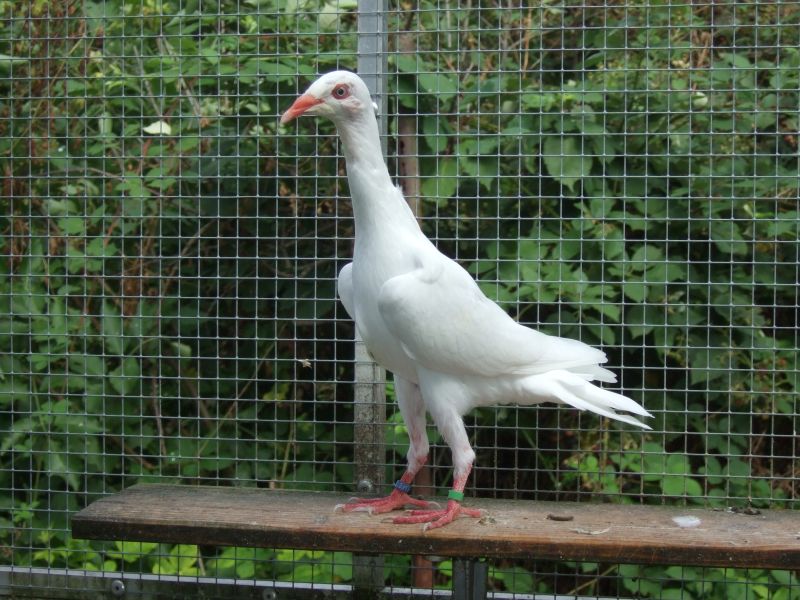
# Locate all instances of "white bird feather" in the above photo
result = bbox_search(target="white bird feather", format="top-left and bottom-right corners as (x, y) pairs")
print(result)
(282, 70), (651, 530)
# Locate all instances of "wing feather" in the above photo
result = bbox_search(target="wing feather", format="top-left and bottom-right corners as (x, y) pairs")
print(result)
(378, 253), (608, 378)
(337, 262), (355, 321)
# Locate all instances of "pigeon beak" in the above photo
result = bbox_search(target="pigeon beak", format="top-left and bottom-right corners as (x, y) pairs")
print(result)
(280, 94), (324, 124)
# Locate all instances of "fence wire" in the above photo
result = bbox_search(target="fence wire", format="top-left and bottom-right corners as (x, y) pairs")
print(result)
(1, 0), (799, 598)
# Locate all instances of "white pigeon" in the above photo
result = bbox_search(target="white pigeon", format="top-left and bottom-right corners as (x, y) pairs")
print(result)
(281, 70), (652, 530)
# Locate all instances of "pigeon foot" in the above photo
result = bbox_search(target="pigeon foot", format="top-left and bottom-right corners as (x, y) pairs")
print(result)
(393, 500), (483, 531)
(336, 489), (434, 515)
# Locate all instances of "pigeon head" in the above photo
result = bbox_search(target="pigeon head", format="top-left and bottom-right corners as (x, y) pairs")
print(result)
(280, 70), (373, 125)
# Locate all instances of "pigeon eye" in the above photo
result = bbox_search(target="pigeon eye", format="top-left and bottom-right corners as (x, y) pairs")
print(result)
(332, 84), (350, 100)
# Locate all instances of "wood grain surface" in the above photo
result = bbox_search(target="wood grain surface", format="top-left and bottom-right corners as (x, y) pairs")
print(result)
(72, 484), (800, 569)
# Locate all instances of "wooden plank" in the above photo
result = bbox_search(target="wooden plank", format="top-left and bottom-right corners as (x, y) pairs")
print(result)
(72, 484), (800, 570)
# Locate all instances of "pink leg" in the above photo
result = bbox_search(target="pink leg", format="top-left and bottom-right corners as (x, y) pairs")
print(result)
(392, 465), (482, 530)
(338, 377), (432, 516)
(393, 396), (483, 530)
(336, 458), (436, 515)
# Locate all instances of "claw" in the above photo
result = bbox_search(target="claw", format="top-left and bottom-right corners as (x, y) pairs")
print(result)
(336, 489), (434, 516)
(349, 505), (374, 513)
(393, 500), (483, 531)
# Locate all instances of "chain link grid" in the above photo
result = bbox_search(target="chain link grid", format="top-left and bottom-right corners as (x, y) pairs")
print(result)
(1, 0), (798, 597)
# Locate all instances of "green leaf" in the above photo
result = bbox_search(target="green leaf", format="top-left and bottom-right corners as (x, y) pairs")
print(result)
(85, 237), (118, 259)
(459, 136), (499, 156)
(417, 71), (458, 103)
(623, 280), (647, 303)
(719, 52), (752, 69)
(587, 321), (615, 345)
(173, 544), (200, 576)
(177, 136), (200, 153)
(1, 417), (35, 454)
(709, 220), (749, 255)
(458, 155), (496, 189)
(102, 301), (125, 356)
(319, 0), (357, 30)
(108, 358), (141, 396)
(142, 120), (172, 135)
(699, 455), (723, 486)
(68, 354), (107, 377)
(394, 54), (419, 74)
(116, 176), (151, 202)
(641, 442), (666, 482)
(661, 455), (703, 497)
(542, 136), (592, 192)
(170, 341), (193, 358)
(199, 45), (220, 65)
(0, 53), (28, 71)
(110, 541), (159, 563)
(497, 566), (535, 594)
(57, 216), (86, 236)
(422, 116), (449, 154)
(630, 244), (664, 266)
(98, 113), (113, 137)
(596, 302), (621, 322)
(421, 158), (458, 201)
(395, 56), (459, 103)
(521, 93), (554, 110)
(626, 304), (653, 338)
(48, 452), (80, 491)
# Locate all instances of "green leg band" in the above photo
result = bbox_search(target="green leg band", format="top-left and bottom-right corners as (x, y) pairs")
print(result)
(447, 490), (464, 502)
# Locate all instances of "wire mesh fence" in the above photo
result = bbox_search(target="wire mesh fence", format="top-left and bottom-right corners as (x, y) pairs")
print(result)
(1, 0), (799, 597)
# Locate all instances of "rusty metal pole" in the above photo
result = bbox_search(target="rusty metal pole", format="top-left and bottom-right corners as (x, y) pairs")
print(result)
(397, 111), (438, 590)
(352, 0), (388, 597)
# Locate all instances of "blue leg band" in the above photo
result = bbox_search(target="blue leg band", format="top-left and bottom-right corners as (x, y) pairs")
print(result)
(394, 480), (412, 494)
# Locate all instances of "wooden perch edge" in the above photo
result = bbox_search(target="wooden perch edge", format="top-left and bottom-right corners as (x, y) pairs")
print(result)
(72, 484), (800, 570)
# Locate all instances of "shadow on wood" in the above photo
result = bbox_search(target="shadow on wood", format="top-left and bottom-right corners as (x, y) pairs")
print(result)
(72, 484), (799, 570)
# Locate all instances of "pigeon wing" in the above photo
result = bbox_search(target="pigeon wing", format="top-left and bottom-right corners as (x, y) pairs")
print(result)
(377, 253), (609, 378)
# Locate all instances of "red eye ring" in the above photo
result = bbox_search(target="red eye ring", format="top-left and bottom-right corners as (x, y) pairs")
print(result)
(332, 84), (350, 100)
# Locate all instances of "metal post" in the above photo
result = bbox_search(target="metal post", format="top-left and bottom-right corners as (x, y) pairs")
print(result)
(357, 0), (388, 154)
(352, 1), (388, 596)
(452, 559), (488, 600)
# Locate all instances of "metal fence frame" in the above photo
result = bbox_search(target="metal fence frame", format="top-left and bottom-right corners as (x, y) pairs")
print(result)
(2, 0), (799, 598)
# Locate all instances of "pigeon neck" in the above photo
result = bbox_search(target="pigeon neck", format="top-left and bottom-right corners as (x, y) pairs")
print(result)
(336, 114), (418, 232)
(336, 113), (387, 175)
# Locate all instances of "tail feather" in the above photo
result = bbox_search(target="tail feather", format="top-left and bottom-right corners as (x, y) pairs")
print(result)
(525, 369), (652, 429)
(567, 364), (618, 384)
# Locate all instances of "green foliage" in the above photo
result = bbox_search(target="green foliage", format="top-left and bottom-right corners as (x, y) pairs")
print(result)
(0, 0), (358, 581)
(617, 564), (800, 600)
(397, 0), (797, 510)
(1, 0), (798, 596)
